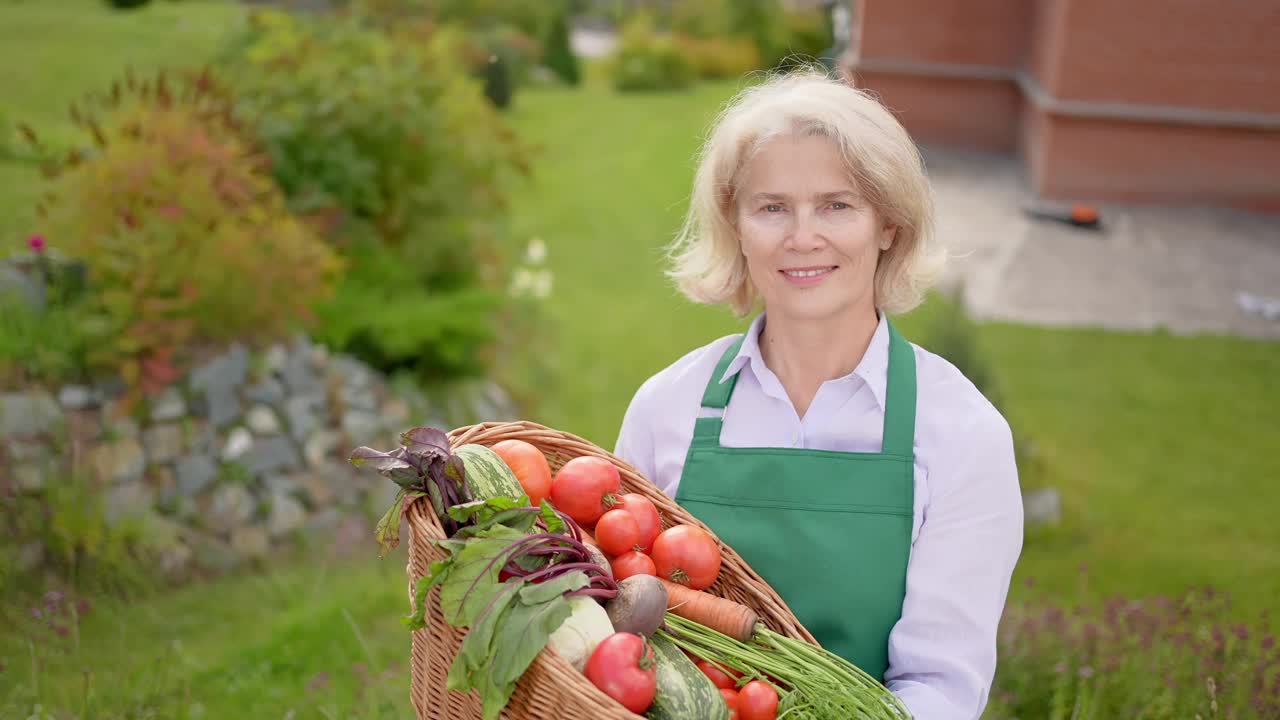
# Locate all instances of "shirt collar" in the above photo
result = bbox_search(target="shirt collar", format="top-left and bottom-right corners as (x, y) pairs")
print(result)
(720, 311), (892, 410)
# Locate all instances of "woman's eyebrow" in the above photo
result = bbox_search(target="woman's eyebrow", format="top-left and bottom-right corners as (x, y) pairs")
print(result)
(747, 190), (860, 203)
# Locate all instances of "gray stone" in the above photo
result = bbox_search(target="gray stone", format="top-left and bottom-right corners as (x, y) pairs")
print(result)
(104, 481), (156, 523)
(1023, 487), (1062, 527)
(8, 440), (49, 463)
(142, 424), (183, 464)
(285, 395), (322, 442)
(190, 344), (249, 428)
(282, 342), (321, 397)
(58, 385), (96, 410)
(264, 344), (288, 374)
(192, 535), (240, 572)
(14, 464), (44, 492)
(341, 410), (382, 444)
(244, 378), (284, 407)
(206, 392), (241, 429)
(267, 493), (307, 537)
(158, 542), (193, 576)
(149, 387), (187, 422)
(332, 354), (375, 389)
(246, 405), (282, 436)
(305, 508), (343, 533)
(175, 455), (218, 496)
(207, 484), (255, 534)
(94, 375), (126, 401)
(299, 471), (334, 507)
(190, 343), (250, 393)
(318, 461), (363, 506)
(230, 525), (270, 558)
(90, 439), (145, 484)
(342, 384), (379, 413)
(304, 430), (341, 468)
(1, 391), (62, 438)
(17, 541), (44, 572)
(222, 427), (254, 461)
(264, 473), (299, 498)
(246, 436), (302, 477)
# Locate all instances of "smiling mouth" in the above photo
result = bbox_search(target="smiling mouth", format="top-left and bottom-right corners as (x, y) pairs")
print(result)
(781, 266), (837, 278)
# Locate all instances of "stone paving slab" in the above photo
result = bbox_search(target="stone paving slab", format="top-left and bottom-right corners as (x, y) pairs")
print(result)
(924, 147), (1280, 339)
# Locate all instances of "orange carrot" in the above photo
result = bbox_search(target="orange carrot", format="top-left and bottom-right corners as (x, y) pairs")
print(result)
(660, 578), (759, 643)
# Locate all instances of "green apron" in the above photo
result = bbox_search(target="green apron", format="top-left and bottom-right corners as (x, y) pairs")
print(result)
(675, 320), (917, 679)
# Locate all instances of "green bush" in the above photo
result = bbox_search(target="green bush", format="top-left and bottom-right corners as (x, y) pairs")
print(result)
(610, 18), (695, 92)
(674, 33), (761, 80)
(29, 68), (341, 398)
(771, 10), (835, 70)
(223, 10), (530, 383)
(543, 8), (580, 86)
(0, 284), (92, 388)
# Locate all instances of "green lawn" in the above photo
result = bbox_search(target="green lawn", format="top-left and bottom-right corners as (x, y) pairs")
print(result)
(0, 0), (245, 245)
(2, 3), (1278, 717)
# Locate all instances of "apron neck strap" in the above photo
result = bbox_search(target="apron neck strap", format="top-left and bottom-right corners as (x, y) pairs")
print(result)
(698, 319), (917, 456)
(881, 320), (917, 456)
(699, 334), (747, 409)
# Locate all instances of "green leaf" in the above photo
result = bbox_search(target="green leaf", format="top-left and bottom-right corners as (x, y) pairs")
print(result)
(517, 570), (589, 606)
(374, 487), (407, 558)
(478, 589), (576, 719)
(538, 499), (565, 535)
(403, 554), (455, 631)
(446, 580), (522, 692)
(439, 525), (528, 626)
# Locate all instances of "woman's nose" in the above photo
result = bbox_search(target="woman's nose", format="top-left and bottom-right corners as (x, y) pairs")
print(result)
(784, 210), (824, 251)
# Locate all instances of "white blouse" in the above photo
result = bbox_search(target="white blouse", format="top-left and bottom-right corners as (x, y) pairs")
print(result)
(614, 312), (1024, 720)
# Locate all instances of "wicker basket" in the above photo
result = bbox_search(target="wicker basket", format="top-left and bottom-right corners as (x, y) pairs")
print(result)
(405, 420), (818, 720)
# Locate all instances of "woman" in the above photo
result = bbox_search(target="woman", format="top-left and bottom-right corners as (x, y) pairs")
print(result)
(614, 70), (1023, 720)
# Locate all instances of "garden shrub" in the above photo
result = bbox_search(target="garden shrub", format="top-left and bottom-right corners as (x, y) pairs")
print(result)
(674, 33), (761, 80)
(542, 6), (580, 86)
(28, 68), (340, 398)
(610, 16), (695, 92)
(223, 10), (530, 383)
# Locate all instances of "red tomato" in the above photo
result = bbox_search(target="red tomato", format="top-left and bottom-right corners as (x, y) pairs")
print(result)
(584, 633), (657, 713)
(696, 661), (736, 690)
(720, 688), (739, 716)
(595, 509), (641, 556)
(550, 456), (621, 527)
(737, 680), (779, 720)
(650, 525), (722, 590)
(617, 493), (662, 553)
(610, 551), (656, 581)
(491, 440), (553, 507)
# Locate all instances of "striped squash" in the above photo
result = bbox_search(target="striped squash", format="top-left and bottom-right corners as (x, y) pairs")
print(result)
(454, 443), (525, 503)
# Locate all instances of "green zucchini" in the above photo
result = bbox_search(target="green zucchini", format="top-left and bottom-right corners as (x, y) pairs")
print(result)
(453, 443), (525, 502)
(645, 634), (729, 720)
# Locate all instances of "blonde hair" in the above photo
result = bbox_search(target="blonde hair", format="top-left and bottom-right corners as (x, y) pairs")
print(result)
(667, 68), (945, 317)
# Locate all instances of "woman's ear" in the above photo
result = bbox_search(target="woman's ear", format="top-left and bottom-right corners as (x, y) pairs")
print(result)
(879, 223), (898, 252)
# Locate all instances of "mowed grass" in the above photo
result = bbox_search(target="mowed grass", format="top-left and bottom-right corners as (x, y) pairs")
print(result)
(0, 0), (245, 245)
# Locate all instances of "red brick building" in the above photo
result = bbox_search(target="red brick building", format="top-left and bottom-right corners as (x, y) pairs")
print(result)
(839, 0), (1280, 211)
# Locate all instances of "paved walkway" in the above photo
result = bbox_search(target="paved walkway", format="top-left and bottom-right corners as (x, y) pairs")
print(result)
(925, 148), (1280, 339)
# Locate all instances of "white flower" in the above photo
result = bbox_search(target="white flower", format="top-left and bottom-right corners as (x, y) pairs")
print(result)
(525, 237), (547, 265)
(509, 267), (533, 297)
(531, 269), (553, 300)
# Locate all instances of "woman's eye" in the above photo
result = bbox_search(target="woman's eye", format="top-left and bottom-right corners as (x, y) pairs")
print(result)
(764, 204), (783, 213)
(830, 202), (850, 210)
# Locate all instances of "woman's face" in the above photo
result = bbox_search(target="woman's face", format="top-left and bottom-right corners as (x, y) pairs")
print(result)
(735, 132), (896, 323)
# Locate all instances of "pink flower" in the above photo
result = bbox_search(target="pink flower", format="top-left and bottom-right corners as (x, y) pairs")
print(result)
(27, 234), (46, 253)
